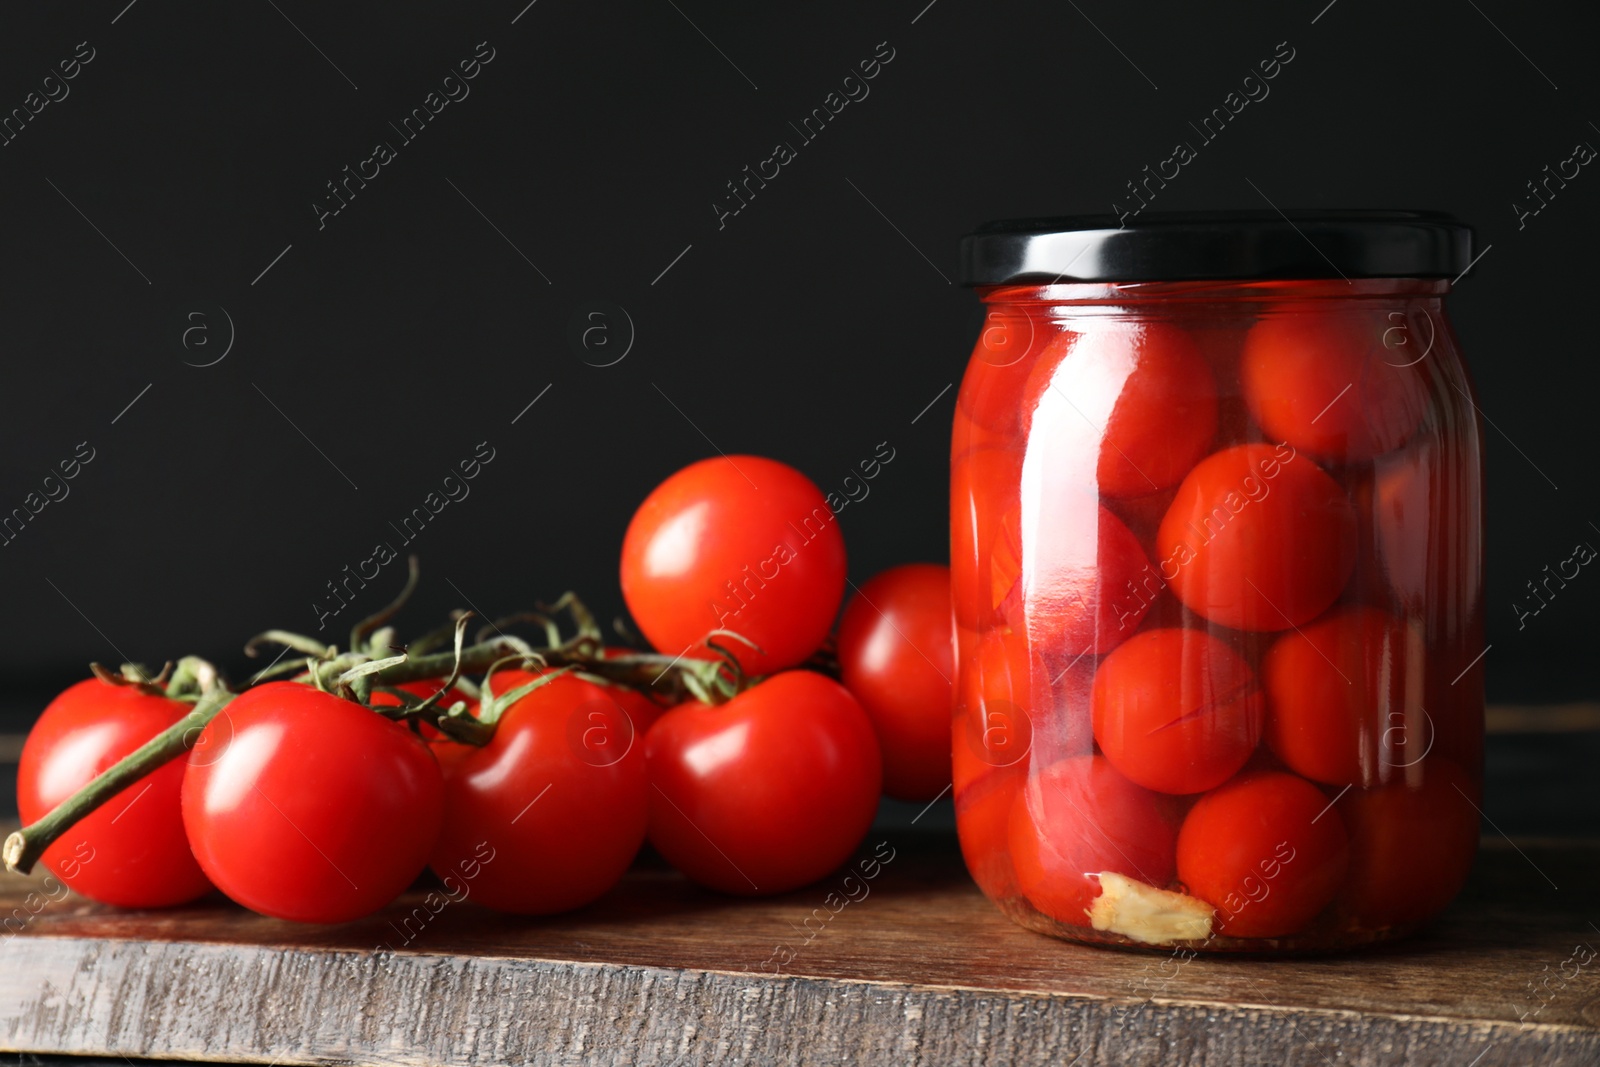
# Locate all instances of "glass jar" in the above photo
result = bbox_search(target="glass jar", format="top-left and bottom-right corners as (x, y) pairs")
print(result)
(951, 213), (1484, 953)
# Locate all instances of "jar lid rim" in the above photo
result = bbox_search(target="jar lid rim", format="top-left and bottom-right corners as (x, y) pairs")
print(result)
(960, 210), (1474, 286)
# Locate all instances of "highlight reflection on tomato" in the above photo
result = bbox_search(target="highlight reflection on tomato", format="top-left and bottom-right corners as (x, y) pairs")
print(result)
(429, 669), (649, 915)
(621, 455), (846, 675)
(18, 678), (213, 908)
(181, 682), (443, 924)
(645, 671), (881, 895)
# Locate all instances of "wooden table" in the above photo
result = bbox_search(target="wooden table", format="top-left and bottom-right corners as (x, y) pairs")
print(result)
(1, 831), (1597, 1067)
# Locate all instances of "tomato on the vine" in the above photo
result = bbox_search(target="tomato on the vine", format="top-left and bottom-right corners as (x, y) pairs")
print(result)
(370, 679), (480, 767)
(645, 670), (880, 895)
(429, 668), (650, 915)
(837, 563), (955, 802)
(181, 681), (443, 924)
(621, 456), (846, 675)
(17, 678), (213, 908)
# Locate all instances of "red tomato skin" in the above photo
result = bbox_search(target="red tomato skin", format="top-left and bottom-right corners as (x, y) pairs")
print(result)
(1242, 310), (1428, 463)
(1158, 443), (1357, 632)
(621, 456), (847, 675)
(954, 627), (1039, 778)
(1022, 321), (1219, 498)
(837, 563), (956, 802)
(956, 765), (1023, 902)
(1335, 758), (1478, 928)
(951, 448), (1024, 631)
(1009, 755), (1180, 927)
(1091, 627), (1265, 796)
(957, 304), (1057, 439)
(1176, 771), (1350, 938)
(17, 679), (213, 908)
(1263, 606), (1425, 787)
(429, 671), (649, 915)
(181, 682), (443, 924)
(645, 671), (881, 895)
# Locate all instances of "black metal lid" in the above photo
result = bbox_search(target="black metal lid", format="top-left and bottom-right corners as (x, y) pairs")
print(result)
(960, 210), (1474, 286)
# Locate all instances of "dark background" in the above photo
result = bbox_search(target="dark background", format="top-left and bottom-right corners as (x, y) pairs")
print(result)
(0, 1), (1594, 733)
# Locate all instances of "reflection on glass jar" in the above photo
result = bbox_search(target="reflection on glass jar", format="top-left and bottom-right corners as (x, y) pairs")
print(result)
(953, 213), (1484, 953)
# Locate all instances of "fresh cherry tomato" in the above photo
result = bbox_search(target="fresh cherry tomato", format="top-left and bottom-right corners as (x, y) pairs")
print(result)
(1176, 770), (1349, 938)
(1157, 442), (1357, 631)
(429, 669), (649, 914)
(1009, 754), (1180, 927)
(1336, 757), (1478, 928)
(1011, 494), (1151, 655)
(181, 682), (443, 923)
(1241, 309), (1428, 463)
(837, 563), (956, 802)
(1091, 627), (1265, 795)
(17, 678), (213, 908)
(620, 455), (846, 675)
(645, 670), (881, 895)
(951, 447), (1022, 630)
(1022, 321), (1218, 498)
(1262, 605), (1425, 787)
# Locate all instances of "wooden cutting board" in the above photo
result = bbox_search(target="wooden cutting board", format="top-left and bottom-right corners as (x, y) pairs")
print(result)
(1, 830), (1596, 1067)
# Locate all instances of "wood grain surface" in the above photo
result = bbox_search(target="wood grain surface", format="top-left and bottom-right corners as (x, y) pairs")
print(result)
(1, 831), (1597, 1067)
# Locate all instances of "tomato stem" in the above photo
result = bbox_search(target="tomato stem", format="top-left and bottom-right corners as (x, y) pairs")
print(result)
(349, 554), (421, 654)
(2, 686), (235, 876)
(5, 581), (749, 876)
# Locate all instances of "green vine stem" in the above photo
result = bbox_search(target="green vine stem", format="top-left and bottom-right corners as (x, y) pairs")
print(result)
(4, 569), (752, 878)
(2, 686), (235, 876)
